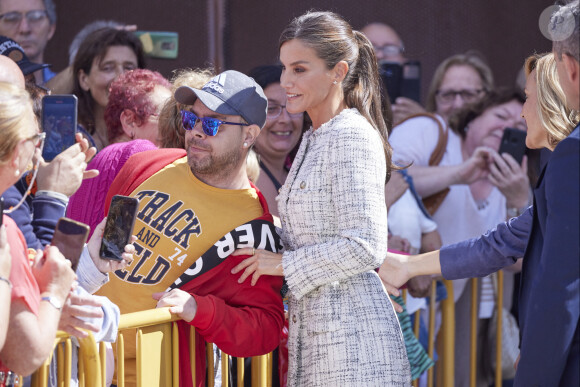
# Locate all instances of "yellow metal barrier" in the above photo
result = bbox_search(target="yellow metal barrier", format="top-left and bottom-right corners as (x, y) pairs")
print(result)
(29, 307), (273, 387)
(432, 273), (509, 386)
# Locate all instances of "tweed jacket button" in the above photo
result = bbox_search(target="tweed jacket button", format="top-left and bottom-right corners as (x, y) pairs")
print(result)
(292, 314), (297, 323)
(299, 181), (306, 189)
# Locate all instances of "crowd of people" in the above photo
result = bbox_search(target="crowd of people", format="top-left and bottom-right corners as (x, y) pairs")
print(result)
(0, 0), (578, 386)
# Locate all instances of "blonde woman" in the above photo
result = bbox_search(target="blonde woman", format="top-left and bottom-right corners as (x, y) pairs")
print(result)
(0, 82), (76, 376)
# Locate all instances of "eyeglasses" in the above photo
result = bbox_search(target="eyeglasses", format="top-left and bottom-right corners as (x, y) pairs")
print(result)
(23, 132), (46, 149)
(180, 110), (248, 136)
(372, 44), (404, 58)
(266, 104), (303, 120)
(436, 89), (486, 104)
(0, 10), (49, 28)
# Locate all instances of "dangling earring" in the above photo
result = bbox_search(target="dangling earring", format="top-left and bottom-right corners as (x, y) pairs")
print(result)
(333, 80), (338, 85)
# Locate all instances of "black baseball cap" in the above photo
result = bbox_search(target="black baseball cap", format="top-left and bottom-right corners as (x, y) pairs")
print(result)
(174, 70), (268, 129)
(0, 36), (51, 76)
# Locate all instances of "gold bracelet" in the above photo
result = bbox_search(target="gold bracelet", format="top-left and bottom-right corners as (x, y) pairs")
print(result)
(0, 276), (12, 289)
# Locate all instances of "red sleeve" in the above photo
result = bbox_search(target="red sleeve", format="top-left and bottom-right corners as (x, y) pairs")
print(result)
(104, 149), (186, 215)
(188, 258), (284, 357)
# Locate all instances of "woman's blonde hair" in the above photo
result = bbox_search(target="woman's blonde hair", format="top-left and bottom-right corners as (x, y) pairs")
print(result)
(0, 82), (35, 165)
(525, 53), (580, 148)
(158, 68), (214, 149)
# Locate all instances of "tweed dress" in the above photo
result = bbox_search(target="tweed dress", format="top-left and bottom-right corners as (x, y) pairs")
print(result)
(278, 108), (411, 386)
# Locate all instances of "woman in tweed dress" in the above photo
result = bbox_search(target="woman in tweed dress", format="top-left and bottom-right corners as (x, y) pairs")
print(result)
(232, 11), (411, 386)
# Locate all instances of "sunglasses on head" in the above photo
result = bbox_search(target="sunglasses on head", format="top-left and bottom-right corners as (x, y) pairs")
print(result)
(180, 110), (248, 136)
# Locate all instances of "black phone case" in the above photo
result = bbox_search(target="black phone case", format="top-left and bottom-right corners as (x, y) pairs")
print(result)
(498, 128), (527, 165)
(100, 195), (139, 261)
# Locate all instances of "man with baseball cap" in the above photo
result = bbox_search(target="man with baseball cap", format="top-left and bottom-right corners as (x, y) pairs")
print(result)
(95, 70), (283, 386)
(0, 35), (49, 83)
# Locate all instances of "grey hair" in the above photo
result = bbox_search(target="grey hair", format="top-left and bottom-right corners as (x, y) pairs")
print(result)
(43, 0), (56, 25)
(550, 0), (579, 62)
(68, 20), (123, 64)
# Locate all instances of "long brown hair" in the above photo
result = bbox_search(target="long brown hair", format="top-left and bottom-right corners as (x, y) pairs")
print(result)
(279, 11), (395, 181)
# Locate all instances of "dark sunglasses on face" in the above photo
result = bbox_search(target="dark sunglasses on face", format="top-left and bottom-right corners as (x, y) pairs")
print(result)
(180, 109), (248, 136)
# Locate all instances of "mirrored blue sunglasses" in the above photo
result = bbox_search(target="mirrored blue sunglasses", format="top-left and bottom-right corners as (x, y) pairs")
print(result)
(180, 109), (248, 136)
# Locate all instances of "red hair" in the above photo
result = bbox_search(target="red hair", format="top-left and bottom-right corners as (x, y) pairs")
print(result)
(105, 69), (171, 143)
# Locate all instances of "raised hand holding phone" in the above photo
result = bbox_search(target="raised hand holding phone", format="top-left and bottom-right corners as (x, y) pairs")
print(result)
(88, 217), (136, 273)
(99, 195), (139, 261)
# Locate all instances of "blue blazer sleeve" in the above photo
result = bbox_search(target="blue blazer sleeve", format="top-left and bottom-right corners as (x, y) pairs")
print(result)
(439, 207), (532, 280)
(516, 132), (580, 385)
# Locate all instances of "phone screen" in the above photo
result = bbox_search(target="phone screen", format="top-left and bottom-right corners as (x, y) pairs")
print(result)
(100, 195), (139, 261)
(42, 95), (78, 162)
(498, 128), (527, 164)
(51, 217), (90, 271)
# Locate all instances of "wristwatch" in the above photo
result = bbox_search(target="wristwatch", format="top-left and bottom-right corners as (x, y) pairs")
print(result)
(41, 295), (63, 311)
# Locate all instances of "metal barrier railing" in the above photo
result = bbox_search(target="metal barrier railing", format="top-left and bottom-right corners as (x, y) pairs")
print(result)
(27, 272), (509, 387)
(29, 307), (272, 387)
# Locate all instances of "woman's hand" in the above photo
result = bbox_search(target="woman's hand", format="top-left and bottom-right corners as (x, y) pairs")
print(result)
(230, 248), (284, 286)
(58, 290), (103, 338)
(87, 218), (136, 273)
(487, 151), (530, 209)
(0, 224), (12, 279)
(32, 246), (76, 304)
(379, 252), (412, 290)
(456, 146), (493, 185)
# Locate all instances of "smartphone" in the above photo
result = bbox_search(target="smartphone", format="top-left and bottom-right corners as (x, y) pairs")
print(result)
(498, 128), (527, 164)
(1, 197), (4, 226)
(380, 61), (422, 104)
(100, 195), (139, 261)
(42, 95), (78, 162)
(400, 61), (421, 103)
(135, 31), (178, 59)
(51, 218), (90, 271)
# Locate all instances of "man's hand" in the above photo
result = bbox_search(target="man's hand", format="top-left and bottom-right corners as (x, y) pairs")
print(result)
(87, 218), (136, 273)
(59, 290), (103, 338)
(153, 289), (197, 322)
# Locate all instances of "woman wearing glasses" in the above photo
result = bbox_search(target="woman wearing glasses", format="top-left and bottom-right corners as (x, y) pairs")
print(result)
(0, 82), (77, 377)
(232, 11), (410, 386)
(389, 86), (531, 385)
(248, 65), (305, 220)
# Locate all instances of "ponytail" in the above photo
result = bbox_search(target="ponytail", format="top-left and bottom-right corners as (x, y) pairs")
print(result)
(345, 31), (394, 181)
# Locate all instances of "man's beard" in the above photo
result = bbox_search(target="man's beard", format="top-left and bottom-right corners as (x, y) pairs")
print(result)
(187, 139), (244, 178)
